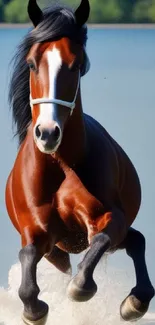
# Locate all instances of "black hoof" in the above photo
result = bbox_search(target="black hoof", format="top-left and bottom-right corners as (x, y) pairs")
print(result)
(23, 300), (49, 325)
(67, 276), (97, 302)
(120, 295), (149, 322)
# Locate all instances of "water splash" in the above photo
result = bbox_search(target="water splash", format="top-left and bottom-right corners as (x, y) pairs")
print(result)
(0, 255), (154, 325)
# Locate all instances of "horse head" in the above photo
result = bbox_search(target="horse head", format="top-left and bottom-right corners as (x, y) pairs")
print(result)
(27, 0), (90, 154)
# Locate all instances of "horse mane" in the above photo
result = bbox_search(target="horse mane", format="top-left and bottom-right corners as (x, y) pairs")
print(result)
(9, 4), (89, 145)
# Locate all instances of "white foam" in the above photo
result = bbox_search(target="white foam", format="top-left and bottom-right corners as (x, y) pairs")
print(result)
(0, 255), (154, 325)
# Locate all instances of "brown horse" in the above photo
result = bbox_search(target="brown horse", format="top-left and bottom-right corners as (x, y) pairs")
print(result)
(5, 0), (154, 324)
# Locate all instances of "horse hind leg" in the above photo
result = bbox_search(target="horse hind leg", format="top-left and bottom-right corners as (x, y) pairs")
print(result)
(119, 227), (155, 322)
(45, 246), (72, 275)
(19, 244), (48, 325)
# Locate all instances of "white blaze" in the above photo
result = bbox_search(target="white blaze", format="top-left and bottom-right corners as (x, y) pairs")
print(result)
(47, 47), (62, 101)
(36, 46), (62, 125)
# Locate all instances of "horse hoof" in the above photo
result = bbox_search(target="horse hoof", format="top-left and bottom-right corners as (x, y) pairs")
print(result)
(22, 313), (48, 325)
(67, 277), (97, 302)
(120, 295), (149, 322)
(23, 301), (49, 325)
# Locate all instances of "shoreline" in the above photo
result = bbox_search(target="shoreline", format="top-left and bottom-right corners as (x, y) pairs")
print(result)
(0, 23), (155, 29)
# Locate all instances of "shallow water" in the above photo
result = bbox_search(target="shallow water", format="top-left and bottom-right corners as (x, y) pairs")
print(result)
(0, 27), (155, 324)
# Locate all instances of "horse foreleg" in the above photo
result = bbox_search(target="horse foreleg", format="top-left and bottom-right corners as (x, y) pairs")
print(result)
(67, 207), (127, 302)
(45, 246), (72, 274)
(19, 244), (49, 325)
(67, 232), (111, 302)
(119, 227), (155, 322)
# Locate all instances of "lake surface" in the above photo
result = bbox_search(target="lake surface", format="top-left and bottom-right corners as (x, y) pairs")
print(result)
(0, 27), (155, 324)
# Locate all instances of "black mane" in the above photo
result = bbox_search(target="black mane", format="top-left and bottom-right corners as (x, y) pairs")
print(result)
(9, 4), (88, 144)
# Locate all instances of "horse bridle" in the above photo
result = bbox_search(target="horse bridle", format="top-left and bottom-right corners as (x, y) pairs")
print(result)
(30, 71), (80, 115)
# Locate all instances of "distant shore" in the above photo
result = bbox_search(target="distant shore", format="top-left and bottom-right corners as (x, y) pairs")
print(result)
(0, 23), (155, 29)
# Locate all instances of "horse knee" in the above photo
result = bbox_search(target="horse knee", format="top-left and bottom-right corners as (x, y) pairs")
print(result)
(91, 232), (111, 248)
(19, 244), (41, 264)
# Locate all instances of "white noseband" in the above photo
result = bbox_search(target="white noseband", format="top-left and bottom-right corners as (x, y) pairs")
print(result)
(30, 72), (80, 114)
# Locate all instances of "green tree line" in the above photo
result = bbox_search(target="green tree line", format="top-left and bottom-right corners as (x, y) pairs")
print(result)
(1, 0), (155, 23)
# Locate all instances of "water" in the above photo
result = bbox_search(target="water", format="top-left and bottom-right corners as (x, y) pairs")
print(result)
(0, 27), (155, 324)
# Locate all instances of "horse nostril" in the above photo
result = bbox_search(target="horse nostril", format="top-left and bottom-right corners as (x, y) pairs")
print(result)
(35, 124), (61, 145)
(54, 125), (60, 140)
(41, 130), (50, 141)
(35, 125), (41, 138)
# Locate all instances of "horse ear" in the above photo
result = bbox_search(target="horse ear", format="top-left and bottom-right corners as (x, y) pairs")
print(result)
(28, 0), (43, 27)
(75, 0), (90, 27)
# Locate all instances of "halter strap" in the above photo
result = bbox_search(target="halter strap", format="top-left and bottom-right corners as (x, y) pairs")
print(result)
(30, 72), (80, 113)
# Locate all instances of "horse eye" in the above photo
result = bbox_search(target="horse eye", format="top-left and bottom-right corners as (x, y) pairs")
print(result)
(28, 61), (36, 72)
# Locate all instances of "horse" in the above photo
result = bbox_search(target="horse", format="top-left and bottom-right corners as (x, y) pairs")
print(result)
(5, 0), (154, 324)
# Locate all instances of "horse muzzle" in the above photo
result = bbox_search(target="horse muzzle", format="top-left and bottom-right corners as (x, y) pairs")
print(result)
(34, 122), (62, 153)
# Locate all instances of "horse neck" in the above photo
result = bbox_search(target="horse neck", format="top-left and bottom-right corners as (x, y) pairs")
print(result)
(57, 89), (86, 167)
